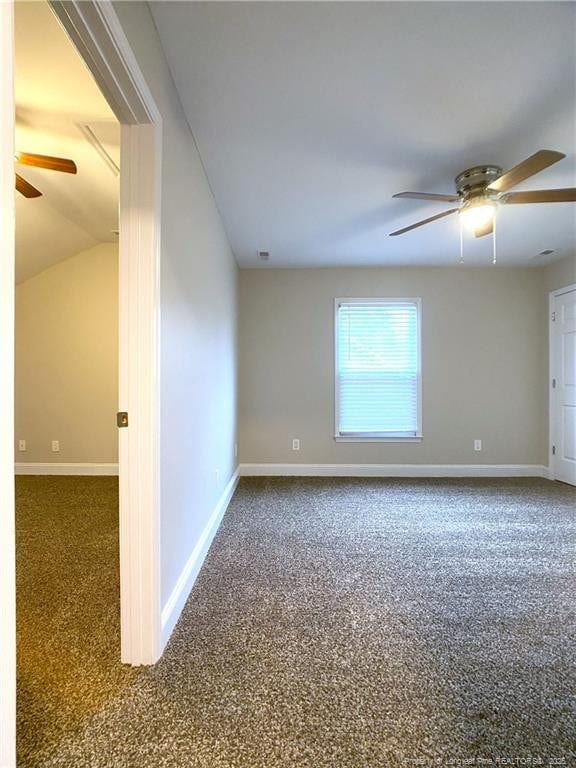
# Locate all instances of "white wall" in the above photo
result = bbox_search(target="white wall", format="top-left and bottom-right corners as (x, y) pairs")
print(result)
(239, 267), (546, 467)
(113, 3), (238, 610)
(15, 243), (118, 464)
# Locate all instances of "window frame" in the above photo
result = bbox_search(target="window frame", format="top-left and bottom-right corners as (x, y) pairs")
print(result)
(333, 297), (423, 442)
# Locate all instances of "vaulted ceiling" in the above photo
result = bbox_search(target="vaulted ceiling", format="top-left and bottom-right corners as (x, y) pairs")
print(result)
(151, 1), (576, 268)
(15, 1), (119, 283)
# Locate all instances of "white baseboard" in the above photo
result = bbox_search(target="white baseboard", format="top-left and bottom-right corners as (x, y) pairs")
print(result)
(15, 462), (119, 476)
(239, 463), (549, 478)
(160, 468), (240, 651)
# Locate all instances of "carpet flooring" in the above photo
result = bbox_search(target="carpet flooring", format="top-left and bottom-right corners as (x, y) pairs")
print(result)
(16, 476), (138, 767)
(16, 476), (576, 767)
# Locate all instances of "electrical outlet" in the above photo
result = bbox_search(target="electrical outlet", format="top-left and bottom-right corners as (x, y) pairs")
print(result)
(234, 442), (238, 458)
(474, 439), (482, 452)
(51, 440), (60, 453)
(18, 439), (26, 452)
(292, 438), (300, 451)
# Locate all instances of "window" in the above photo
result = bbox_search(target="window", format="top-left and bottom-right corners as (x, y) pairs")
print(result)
(334, 298), (422, 441)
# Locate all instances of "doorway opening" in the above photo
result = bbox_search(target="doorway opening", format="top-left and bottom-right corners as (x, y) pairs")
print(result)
(2, 0), (162, 764)
(14, 4), (123, 761)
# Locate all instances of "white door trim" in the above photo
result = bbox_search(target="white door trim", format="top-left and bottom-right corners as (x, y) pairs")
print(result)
(1, 4), (16, 764)
(118, 121), (161, 664)
(549, 283), (576, 483)
(48, 1), (162, 664)
(49, 0), (159, 125)
(551, 283), (576, 299)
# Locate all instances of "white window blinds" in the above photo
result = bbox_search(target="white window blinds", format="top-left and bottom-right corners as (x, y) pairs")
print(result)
(335, 299), (421, 438)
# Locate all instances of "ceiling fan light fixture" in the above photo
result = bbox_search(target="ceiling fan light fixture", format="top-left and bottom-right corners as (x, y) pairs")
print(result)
(459, 199), (496, 233)
(390, 150), (575, 247)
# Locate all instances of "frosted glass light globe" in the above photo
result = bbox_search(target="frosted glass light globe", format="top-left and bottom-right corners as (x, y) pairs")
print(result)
(459, 202), (496, 233)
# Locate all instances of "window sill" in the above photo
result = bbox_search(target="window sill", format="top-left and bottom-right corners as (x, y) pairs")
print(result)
(334, 435), (423, 443)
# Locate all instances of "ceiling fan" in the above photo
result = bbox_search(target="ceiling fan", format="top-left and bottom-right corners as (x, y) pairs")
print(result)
(14, 152), (77, 198)
(390, 150), (576, 238)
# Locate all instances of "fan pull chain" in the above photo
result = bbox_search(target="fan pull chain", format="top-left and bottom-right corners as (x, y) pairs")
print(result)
(459, 221), (464, 264)
(492, 211), (497, 265)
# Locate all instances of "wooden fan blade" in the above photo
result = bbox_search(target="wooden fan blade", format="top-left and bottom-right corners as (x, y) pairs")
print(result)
(502, 188), (576, 204)
(15, 173), (42, 198)
(15, 152), (77, 174)
(389, 208), (459, 236)
(474, 220), (493, 238)
(393, 191), (459, 202)
(487, 150), (565, 193)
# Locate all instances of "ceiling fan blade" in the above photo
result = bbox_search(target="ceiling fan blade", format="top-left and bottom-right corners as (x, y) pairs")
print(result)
(15, 173), (42, 198)
(502, 188), (576, 204)
(389, 208), (459, 236)
(393, 191), (459, 202)
(15, 152), (77, 174)
(474, 220), (493, 238)
(487, 150), (565, 193)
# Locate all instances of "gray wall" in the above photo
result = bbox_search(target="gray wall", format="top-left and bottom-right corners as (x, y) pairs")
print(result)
(543, 253), (576, 294)
(15, 243), (118, 464)
(114, 3), (238, 608)
(239, 267), (547, 466)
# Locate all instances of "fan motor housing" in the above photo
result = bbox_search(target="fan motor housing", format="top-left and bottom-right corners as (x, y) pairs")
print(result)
(455, 165), (502, 202)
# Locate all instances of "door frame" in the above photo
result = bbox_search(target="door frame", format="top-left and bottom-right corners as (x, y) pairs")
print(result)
(2, 0), (162, 757)
(2, 0), (160, 674)
(47, 0), (163, 665)
(548, 282), (576, 481)
(1, 3), (16, 766)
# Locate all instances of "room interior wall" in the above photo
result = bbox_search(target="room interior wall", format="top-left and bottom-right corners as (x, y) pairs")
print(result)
(113, 2), (238, 615)
(239, 266), (547, 468)
(15, 242), (118, 464)
(543, 252), (576, 293)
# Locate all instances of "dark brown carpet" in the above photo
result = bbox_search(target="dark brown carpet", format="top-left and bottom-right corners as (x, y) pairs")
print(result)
(16, 476), (137, 766)
(16, 476), (576, 767)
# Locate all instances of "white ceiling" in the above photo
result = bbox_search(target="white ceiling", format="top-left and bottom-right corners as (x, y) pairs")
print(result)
(151, 1), (576, 268)
(15, 1), (119, 283)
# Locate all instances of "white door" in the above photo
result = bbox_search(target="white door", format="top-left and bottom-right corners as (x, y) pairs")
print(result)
(551, 287), (576, 486)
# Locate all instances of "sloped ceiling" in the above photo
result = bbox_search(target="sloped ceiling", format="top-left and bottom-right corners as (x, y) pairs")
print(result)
(151, 1), (576, 268)
(15, 1), (119, 283)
